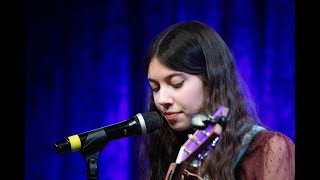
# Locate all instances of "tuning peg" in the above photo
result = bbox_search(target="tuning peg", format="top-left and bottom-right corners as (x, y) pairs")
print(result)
(211, 136), (220, 147)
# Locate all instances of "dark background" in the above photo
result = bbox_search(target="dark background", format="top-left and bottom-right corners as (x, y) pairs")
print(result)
(24, 0), (295, 179)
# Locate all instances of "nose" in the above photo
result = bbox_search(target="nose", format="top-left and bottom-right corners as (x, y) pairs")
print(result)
(156, 88), (173, 107)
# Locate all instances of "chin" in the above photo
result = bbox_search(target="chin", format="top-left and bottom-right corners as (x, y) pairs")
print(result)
(169, 124), (189, 132)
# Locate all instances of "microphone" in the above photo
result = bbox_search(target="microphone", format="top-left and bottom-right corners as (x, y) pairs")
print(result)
(54, 111), (161, 154)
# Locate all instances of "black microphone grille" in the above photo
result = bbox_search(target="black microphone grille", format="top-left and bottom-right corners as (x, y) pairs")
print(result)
(137, 111), (161, 134)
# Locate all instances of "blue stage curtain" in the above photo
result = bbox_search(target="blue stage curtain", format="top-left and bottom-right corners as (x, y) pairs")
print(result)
(25, 0), (294, 179)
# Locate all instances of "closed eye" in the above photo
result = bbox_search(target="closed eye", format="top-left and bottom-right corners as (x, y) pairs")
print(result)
(151, 86), (159, 93)
(172, 81), (184, 88)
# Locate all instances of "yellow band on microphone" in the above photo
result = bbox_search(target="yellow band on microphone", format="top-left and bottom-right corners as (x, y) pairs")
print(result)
(68, 135), (81, 151)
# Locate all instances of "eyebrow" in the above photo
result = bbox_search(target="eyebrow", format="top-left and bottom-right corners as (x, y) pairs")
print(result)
(148, 72), (186, 83)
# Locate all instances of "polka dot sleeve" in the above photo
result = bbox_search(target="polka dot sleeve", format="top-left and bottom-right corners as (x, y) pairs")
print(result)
(262, 132), (295, 179)
(234, 131), (295, 180)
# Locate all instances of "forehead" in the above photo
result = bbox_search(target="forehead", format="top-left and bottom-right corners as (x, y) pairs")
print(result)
(148, 58), (179, 78)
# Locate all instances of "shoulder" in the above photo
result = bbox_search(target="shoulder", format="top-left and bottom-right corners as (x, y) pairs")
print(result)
(235, 131), (295, 179)
(240, 130), (295, 162)
(249, 130), (295, 153)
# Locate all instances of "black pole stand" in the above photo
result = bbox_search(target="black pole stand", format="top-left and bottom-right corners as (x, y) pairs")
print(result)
(81, 150), (101, 180)
(80, 130), (109, 180)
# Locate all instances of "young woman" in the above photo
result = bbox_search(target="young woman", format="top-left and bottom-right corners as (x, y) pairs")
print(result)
(139, 21), (295, 180)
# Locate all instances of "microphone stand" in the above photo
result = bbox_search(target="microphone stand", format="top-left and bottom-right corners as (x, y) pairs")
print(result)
(80, 150), (101, 180)
(79, 130), (109, 180)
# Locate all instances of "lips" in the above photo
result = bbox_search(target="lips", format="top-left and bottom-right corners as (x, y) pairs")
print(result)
(164, 112), (179, 120)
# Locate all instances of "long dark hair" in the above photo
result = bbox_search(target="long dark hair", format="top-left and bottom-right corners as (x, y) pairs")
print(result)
(138, 21), (262, 180)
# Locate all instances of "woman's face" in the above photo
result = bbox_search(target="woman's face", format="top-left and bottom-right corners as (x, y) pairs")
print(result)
(148, 58), (207, 131)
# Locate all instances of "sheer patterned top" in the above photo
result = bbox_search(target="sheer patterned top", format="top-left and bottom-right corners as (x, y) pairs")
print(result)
(234, 131), (295, 180)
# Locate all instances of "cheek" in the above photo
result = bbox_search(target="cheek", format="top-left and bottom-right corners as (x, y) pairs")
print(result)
(153, 94), (161, 108)
(182, 85), (205, 111)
